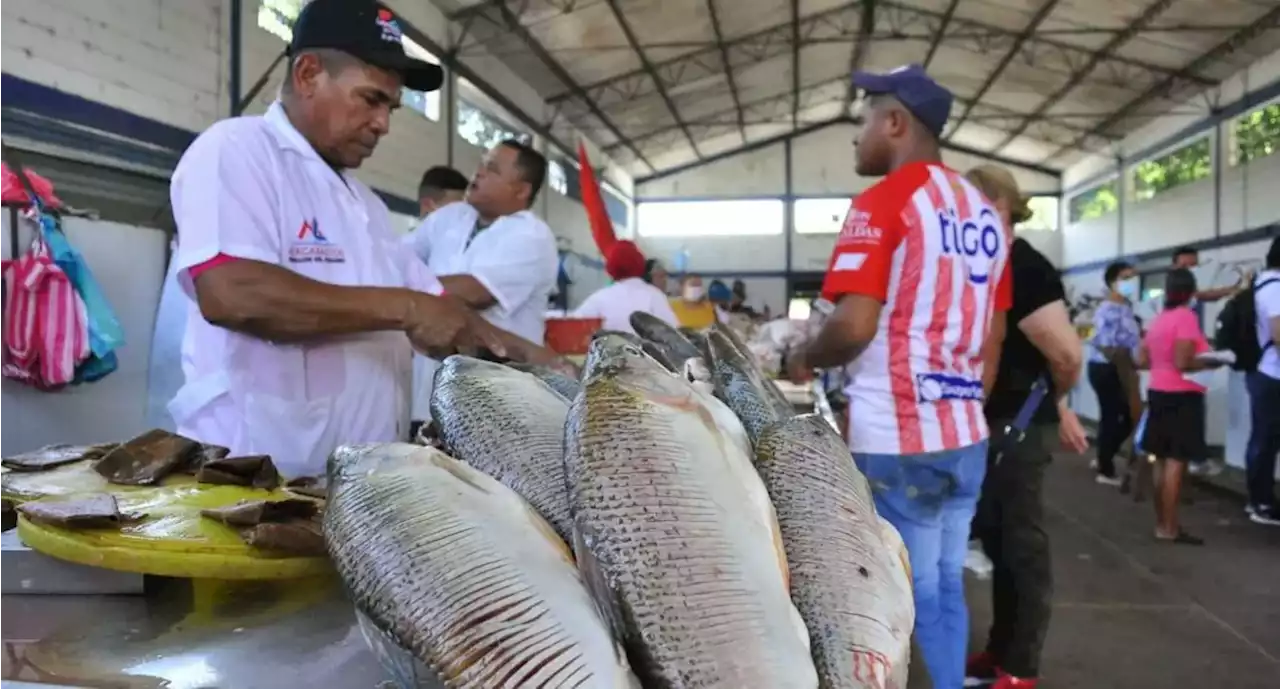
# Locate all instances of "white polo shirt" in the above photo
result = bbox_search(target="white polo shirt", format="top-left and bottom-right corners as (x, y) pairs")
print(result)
(167, 101), (443, 478)
(404, 201), (558, 420)
(1255, 270), (1280, 380)
(573, 277), (678, 334)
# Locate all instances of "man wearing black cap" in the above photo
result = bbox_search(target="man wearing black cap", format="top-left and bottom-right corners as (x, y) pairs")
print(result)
(793, 64), (1013, 689)
(165, 0), (538, 479)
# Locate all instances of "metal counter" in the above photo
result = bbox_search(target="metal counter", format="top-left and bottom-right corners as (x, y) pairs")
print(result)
(2, 575), (389, 689)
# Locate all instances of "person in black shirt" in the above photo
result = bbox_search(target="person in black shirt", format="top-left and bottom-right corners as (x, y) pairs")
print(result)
(963, 166), (1088, 689)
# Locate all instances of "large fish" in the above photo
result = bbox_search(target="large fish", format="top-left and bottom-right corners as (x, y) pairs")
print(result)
(325, 443), (638, 689)
(432, 356), (573, 541)
(629, 312), (703, 367)
(710, 320), (794, 408)
(592, 329), (681, 373)
(755, 415), (914, 689)
(706, 329), (794, 444)
(504, 362), (581, 401)
(565, 334), (817, 688)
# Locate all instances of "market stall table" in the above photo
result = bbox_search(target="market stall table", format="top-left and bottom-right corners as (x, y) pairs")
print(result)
(2, 575), (387, 688)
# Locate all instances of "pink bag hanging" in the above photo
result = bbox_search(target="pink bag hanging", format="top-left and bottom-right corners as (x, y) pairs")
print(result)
(2, 236), (90, 389)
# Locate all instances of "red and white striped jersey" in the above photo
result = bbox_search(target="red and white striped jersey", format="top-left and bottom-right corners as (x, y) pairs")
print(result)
(821, 162), (1012, 456)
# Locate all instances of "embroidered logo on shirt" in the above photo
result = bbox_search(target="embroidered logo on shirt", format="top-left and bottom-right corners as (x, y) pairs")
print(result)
(916, 372), (983, 403)
(289, 217), (345, 264)
(376, 8), (403, 44)
(837, 209), (883, 245)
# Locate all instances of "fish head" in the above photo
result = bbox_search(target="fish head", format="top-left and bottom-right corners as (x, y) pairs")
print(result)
(584, 331), (693, 400)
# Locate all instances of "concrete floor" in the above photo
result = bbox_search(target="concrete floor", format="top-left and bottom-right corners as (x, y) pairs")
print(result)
(909, 455), (1280, 689)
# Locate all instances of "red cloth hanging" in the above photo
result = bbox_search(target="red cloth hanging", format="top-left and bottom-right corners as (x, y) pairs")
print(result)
(1, 163), (63, 209)
(577, 143), (617, 257)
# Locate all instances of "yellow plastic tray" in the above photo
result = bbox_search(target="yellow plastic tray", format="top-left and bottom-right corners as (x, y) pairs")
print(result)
(2, 460), (195, 504)
(6, 462), (330, 580)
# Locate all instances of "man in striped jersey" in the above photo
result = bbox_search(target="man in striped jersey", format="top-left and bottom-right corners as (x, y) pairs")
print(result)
(793, 64), (1013, 689)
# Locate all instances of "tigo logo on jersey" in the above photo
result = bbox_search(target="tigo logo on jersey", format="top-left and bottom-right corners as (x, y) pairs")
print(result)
(916, 372), (983, 403)
(376, 8), (403, 43)
(937, 206), (1001, 285)
(289, 218), (345, 264)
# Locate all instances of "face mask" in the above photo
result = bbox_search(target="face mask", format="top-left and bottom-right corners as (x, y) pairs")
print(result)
(683, 286), (704, 301)
(1116, 277), (1139, 300)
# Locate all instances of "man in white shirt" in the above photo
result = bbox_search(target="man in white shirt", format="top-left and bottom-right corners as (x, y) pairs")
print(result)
(167, 0), (509, 478)
(404, 140), (562, 422)
(1245, 236), (1280, 525)
(574, 240), (678, 334)
(417, 166), (468, 218)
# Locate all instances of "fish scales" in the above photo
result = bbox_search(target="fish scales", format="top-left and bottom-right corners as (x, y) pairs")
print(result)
(326, 444), (636, 689)
(754, 416), (914, 689)
(705, 330), (792, 444)
(566, 338), (817, 688)
(432, 356), (574, 542)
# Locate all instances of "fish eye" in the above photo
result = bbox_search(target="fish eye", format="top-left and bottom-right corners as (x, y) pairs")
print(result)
(623, 345), (643, 356)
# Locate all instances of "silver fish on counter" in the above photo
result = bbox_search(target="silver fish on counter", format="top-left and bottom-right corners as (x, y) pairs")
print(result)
(565, 334), (817, 688)
(705, 329), (794, 444)
(325, 443), (638, 689)
(432, 356), (574, 541)
(505, 361), (582, 401)
(755, 415), (914, 689)
(629, 311), (703, 368)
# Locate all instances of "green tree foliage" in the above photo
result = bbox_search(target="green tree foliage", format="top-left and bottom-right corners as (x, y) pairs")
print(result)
(1234, 102), (1280, 166)
(1068, 181), (1119, 223)
(457, 99), (531, 151)
(1132, 137), (1211, 201)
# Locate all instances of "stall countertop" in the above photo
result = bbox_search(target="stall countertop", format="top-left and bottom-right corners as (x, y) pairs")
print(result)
(2, 577), (388, 689)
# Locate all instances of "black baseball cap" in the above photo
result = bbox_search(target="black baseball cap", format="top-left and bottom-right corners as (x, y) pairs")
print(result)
(289, 0), (444, 93)
(852, 64), (954, 138)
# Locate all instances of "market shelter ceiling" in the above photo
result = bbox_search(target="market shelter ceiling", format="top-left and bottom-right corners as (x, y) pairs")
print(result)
(438, 0), (1280, 178)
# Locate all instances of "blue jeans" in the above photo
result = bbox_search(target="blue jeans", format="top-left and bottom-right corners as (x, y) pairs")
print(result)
(855, 441), (989, 689)
(1245, 371), (1280, 509)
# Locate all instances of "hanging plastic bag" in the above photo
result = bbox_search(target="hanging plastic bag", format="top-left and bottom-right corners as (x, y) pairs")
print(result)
(28, 204), (124, 381)
(1, 235), (91, 389)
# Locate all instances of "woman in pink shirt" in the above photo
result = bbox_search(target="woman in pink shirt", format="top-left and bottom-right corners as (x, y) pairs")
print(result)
(1137, 268), (1223, 545)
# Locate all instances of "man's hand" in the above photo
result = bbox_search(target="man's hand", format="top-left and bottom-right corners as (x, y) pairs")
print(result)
(1057, 402), (1090, 454)
(403, 295), (505, 359)
(787, 348), (814, 384)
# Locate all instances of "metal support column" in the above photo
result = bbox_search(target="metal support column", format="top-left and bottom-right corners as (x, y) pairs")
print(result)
(1212, 110), (1223, 238)
(445, 52), (459, 168)
(784, 138), (794, 299)
(229, 0), (242, 115)
(1115, 154), (1126, 257)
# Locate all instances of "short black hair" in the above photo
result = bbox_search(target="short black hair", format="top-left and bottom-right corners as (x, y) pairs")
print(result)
(1172, 245), (1198, 262)
(499, 139), (547, 208)
(1103, 261), (1133, 287)
(1164, 267), (1198, 308)
(418, 166), (468, 201)
(1267, 236), (1280, 269)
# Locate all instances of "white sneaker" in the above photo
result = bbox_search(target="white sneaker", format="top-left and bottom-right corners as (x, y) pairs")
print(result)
(1249, 507), (1280, 526)
(1096, 474), (1123, 487)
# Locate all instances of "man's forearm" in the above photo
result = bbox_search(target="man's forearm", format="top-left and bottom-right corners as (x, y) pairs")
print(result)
(1197, 285), (1237, 303)
(195, 260), (414, 342)
(802, 332), (869, 370)
(439, 274), (498, 310)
